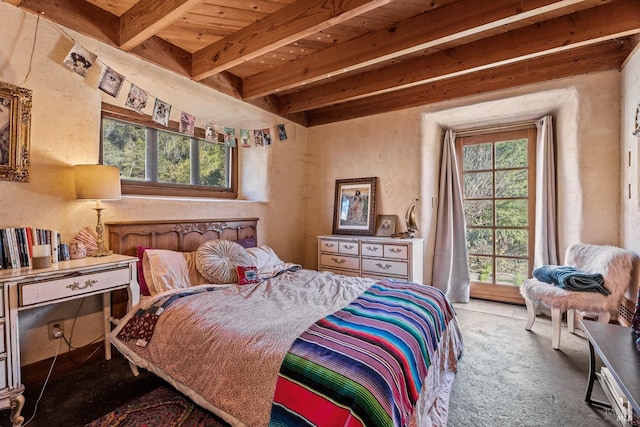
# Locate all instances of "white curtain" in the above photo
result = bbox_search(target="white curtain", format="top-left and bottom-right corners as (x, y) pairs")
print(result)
(433, 129), (470, 302)
(533, 115), (559, 268)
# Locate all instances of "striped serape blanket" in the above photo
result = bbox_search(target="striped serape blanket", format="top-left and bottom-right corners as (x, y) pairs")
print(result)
(269, 279), (456, 427)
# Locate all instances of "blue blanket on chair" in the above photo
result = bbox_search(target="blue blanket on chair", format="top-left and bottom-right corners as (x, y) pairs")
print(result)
(532, 265), (610, 295)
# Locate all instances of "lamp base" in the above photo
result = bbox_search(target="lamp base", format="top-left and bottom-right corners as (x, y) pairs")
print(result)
(92, 207), (112, 257)
(93, 244), (112, 257)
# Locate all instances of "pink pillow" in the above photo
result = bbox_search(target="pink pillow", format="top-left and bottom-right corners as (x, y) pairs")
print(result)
(237, 265), (259, 285)
(136, 246), (152, 296)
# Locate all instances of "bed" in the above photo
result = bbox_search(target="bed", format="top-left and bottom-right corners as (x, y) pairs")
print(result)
(106, 218), (464, 427)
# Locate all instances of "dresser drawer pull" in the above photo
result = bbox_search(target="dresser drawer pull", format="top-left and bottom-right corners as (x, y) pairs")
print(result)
(389, 248), (403, 254)
(376, 263), (393, 270)
(331, 258), (346, 264)
(365, 246), (380, 252)
(344, 244), (355, 250)
(66, 279), (97, 291)
(323, 243), (336, 248)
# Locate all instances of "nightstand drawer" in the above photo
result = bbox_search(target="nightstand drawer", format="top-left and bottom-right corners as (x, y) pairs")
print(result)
(321, 254), (359, 270)
(362, 258), (408, 277)
(19, 267), (130, 307)
(361, 243), (383, 257)
(384, 244), (409, 259)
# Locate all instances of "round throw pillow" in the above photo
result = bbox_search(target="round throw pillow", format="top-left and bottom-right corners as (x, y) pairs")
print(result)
(195, 240), (254, 284)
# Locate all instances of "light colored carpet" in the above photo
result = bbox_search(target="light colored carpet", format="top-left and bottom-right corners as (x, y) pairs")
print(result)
(447, 305), (620, 427)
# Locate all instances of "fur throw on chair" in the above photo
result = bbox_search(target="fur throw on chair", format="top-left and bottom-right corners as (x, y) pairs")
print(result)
(521, 244), (638, 313)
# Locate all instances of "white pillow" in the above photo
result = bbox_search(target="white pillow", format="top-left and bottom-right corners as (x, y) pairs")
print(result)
(245, 245), (284, 271)
(246, 245), (300, 278)
(195, 240), (254, 284)
(143, 249), (206, 295)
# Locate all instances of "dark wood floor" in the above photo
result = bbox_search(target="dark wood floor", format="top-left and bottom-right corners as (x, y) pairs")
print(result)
(12, 355), (164, 427)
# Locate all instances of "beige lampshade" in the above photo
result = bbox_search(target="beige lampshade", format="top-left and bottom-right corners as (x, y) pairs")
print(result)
(74, 165), (121, 200)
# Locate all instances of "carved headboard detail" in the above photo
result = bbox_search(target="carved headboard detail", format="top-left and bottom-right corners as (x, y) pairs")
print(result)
(106, 218), (259, 257)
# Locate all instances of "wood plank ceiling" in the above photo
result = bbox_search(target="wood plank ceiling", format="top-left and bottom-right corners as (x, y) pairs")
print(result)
(7, 0), (640, 127)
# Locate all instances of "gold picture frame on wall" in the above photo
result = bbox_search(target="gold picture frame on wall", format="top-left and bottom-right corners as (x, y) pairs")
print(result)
(332, 177), (377, 236)
(0, 82), (32, 182)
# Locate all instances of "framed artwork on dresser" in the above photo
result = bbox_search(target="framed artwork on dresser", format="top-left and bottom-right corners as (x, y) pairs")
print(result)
(333, 177), (377, 235)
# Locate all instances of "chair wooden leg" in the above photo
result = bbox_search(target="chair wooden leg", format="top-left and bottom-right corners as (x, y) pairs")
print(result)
(551, 308), (562, 350)
(524, 297), (537, 331)
(567, 308), (576, 334)
(597, 311), (611, 324)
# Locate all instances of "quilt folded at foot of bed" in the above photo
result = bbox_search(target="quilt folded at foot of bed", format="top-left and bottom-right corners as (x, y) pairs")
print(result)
(269, 279), (456, 427)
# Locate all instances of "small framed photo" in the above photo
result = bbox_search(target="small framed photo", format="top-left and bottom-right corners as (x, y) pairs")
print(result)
(333, 177), (377, 235)
(98, 67), (125, 97)
(376, 215), (396, 237)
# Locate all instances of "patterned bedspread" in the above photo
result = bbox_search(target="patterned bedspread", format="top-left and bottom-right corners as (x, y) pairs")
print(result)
(270, 279), (455, 427)
(110, 269), (463, 426)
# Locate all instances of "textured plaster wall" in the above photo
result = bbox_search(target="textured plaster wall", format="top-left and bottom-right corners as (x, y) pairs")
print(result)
(306, 72), (622, 285)
(621, 46), (640, 253)
(0, 4), (308, 364)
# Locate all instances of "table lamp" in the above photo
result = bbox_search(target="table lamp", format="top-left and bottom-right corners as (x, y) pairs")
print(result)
(74, 164), (121, 257)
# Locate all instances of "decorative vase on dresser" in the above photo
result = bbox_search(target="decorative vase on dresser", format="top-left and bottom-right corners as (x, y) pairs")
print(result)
(317, 235), (424, 284)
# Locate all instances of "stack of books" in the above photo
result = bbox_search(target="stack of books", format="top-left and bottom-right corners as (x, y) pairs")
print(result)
(0, 227), (64, 269)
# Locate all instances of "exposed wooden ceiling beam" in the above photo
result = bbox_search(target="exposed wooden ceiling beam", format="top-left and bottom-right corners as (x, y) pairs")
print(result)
(129, 36), (193, 77)
(280, 0), (640, 113)
(119, 0), (206, 51)
(191, 0), (394, 80)
(242, 0), (589, 99)
(306, 40), (632, 126)
(16, 0), (119, 45)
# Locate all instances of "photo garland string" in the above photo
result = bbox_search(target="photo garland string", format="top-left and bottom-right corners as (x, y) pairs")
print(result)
(50, 23), (290, 148)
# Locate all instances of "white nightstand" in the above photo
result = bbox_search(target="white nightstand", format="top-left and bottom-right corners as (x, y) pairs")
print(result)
(0, 254), (139, 426)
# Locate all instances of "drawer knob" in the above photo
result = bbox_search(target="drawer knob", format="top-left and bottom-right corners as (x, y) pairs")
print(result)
(66, 279), (97, 291)
(376, 263), (393, 270)
(331, 257), (346, 264)
(366, 246), (379, 252)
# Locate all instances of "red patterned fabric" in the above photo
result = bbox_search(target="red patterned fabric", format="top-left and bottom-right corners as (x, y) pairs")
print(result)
(237, 265), (259, 285)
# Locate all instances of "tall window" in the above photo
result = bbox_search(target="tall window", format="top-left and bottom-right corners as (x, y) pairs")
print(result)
(456, 127), (536, 303)
(101, 104), (237, 199)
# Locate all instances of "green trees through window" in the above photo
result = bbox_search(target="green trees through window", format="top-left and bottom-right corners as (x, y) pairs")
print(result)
(457, 128), (536, 292)
(101, 104), (236, 199)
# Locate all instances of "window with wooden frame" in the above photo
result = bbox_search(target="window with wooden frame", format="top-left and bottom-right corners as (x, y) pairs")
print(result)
(101, 103), (237, 199)
(456, 127), (536, 304)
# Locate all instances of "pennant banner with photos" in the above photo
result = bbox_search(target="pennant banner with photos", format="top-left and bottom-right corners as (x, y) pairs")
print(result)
(59, 33), (293, 147)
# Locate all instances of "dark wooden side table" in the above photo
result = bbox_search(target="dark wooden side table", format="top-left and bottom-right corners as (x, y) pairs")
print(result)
(581, 320), (640, 423)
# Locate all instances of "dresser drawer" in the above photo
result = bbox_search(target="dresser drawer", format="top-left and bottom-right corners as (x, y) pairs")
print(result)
(0, 357), (6, 390)
(384, 244), (409, 260)
(0, 323), (5, 354)
(320, 254), (360, 271)
(338, 241), (359, 255)
(19, 267), (130, 307)
(362, 258), (408, 277)
(319, 239), (340, 254)
(320, 267), (361, 278)
(361, 243), (383, 258)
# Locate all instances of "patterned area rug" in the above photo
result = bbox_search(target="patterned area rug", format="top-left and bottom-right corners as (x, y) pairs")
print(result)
(85, 386), (229, 427)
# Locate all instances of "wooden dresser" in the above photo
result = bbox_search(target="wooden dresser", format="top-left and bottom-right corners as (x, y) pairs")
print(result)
(317, 235), (424, 284)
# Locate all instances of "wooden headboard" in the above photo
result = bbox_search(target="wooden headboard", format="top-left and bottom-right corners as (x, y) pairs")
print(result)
(106, 218), (259, 256)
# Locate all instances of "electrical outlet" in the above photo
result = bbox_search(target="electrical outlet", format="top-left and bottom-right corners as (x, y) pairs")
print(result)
(48, 319), (64, 340)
